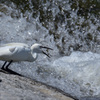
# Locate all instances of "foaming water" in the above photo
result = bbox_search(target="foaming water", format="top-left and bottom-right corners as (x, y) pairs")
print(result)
(52, 52), (100, 99)
(26, 52), (100, 99)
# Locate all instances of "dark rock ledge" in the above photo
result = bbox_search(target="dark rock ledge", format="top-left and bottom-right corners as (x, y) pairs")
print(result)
(0, 70), (75, 100)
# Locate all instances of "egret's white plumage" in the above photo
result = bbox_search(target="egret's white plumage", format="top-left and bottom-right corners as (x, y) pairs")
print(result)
(0, 43), (52, 62)
(0, 43), (34, 62)
(0, 43), (53, 73)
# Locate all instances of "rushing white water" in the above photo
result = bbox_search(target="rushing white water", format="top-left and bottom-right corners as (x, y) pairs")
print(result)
(52, 52), (100, 99)
(17, 51), (99, 100)
(0, 1), (100, 100)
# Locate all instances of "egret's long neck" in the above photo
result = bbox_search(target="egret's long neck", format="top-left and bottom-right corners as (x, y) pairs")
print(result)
(31, 52), (38, 60)
(31, 46), (38, 60)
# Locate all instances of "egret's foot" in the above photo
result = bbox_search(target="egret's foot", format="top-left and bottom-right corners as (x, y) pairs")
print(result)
(1, 67), (5, 70)
(6, 68), (22, 76)
(0, 79), (2, 82)
(0, 68), (22, 76)
(0, 68), (9, 74)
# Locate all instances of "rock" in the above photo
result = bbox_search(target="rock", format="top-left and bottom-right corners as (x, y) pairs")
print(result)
(0, 71), (74, 100)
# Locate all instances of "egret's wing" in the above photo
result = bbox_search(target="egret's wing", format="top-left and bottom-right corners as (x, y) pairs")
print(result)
(0, 44), (28, 57)
(0, 43), (31, 61)
(0, 43), (29, 48)
(0, 47), (13, 57)
(9, 47), (16, 53)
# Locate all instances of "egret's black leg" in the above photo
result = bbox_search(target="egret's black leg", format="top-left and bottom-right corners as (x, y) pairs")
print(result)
(1, 61), (7, 70)
(6, 60), (13, 70)
(1, 60), (22, 76)
(5, 60), (22, 76)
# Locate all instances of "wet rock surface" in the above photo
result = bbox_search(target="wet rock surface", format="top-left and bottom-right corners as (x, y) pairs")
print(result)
(0, 71), (74, 100)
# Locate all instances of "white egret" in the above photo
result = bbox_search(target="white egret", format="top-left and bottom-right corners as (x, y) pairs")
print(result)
(0, 43), (53, 74)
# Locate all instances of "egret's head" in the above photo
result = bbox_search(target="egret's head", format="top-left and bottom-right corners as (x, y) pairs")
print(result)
(31, 43), (53, 57)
